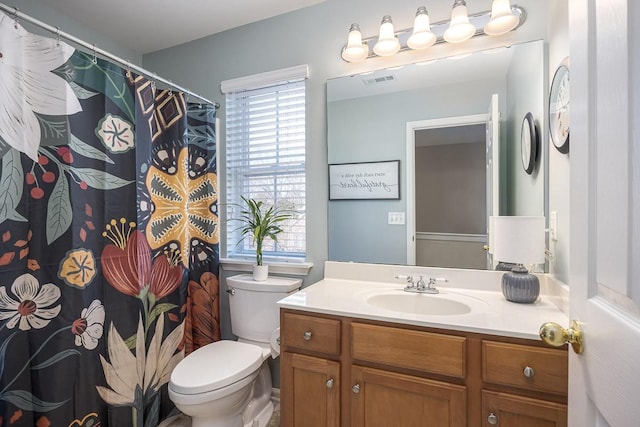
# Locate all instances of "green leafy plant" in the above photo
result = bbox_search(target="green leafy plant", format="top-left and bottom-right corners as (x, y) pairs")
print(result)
(235, 196), (292, 266)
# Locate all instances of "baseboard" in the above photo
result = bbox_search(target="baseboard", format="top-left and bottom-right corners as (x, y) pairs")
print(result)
(271, 388), (280, 403)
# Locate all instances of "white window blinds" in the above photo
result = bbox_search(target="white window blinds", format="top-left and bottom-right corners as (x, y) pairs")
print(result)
(224, 66), (307, 261)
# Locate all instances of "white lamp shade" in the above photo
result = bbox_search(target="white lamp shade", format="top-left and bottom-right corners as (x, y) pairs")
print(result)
(491, 216), (546, 265)
(484, 0), (519, 35)
(407, 7), (436, 50)
(373, 16), (400, 56)
(443, 1), (476, 43)
(341, 24), (369, 62)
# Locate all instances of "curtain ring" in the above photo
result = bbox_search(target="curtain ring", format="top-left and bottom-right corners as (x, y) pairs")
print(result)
(13, 7), (19, 29)
(125, 60), (132, 78)
(168, 81), (173, 97)
(92, 44), (97, 64)
(55, 26), (61, 46)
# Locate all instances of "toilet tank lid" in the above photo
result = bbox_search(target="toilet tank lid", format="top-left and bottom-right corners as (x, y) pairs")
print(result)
(170, 341), (263, 395)
(227, 274), (302, 292)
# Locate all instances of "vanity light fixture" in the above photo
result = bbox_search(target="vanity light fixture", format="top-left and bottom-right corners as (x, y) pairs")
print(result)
(373, 15), (401, 56)
(407, 6), (436, 50)
(339, 3), (526, 63)
(341, 23), (369, 63)
(484, 0), (520, 35)
(443, 0), (476, 43)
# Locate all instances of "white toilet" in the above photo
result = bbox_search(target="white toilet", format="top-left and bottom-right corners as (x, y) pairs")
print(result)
(169, 274), (301, 427)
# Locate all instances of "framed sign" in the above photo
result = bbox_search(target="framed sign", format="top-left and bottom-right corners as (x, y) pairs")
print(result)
(329, 160), (400, 200)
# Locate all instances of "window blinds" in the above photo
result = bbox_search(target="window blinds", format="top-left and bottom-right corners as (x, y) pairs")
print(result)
(225, 77), (306, 260)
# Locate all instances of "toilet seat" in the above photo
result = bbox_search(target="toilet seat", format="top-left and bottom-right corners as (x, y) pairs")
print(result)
(170, 341), (263, 395)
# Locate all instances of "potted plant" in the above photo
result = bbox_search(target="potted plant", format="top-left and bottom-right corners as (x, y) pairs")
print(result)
(235, 196), (291, 281)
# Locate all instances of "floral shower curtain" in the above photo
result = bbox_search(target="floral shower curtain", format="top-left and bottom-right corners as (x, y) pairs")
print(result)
(0, 12), (220, 427)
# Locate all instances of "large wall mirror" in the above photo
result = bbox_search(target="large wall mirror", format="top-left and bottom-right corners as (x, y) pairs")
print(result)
(327, 39), (547, 269)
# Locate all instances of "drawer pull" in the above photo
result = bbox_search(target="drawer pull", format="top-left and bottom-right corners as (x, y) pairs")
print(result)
(487, 412), (498, 425)
(352, 384), (360, 394)
(326, 378), (334, 389)
(523, 366), (535, 378)
(303, 331), (312, 340)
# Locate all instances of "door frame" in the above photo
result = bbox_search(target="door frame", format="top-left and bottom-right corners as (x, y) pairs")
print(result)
(405, 114), (488, 265)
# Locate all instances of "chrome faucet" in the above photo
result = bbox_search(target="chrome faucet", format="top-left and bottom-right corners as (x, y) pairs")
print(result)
(395, 274), (447, 294)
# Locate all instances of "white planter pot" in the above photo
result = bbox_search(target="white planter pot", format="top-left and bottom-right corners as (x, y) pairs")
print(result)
(253, 264), (269, 281)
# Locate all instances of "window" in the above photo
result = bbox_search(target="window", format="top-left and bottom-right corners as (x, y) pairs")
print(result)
(222, 65), (307, 261)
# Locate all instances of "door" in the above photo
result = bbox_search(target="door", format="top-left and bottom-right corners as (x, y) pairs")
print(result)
(351, 365), (466, 427)
(281, 352), (340, 427)
(486, 94), (500, 268)
(567, 1), (640, 425)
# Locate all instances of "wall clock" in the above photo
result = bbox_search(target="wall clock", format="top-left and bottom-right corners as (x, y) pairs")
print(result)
(521, 112), (539, 175)
(549, 58), (570, 154)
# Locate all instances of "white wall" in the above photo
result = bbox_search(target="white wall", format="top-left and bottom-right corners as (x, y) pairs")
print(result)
(547, 1), (570, 283)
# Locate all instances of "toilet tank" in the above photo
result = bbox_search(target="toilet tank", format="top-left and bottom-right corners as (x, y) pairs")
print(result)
(227, 274), (302, 343)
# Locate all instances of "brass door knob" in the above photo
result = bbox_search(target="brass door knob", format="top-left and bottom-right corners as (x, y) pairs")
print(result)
(483, 245), (490, 251)
(539, 320), (584, 354)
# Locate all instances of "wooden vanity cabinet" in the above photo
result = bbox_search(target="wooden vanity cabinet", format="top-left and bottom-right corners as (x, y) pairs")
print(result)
(280, 309), (567, 427)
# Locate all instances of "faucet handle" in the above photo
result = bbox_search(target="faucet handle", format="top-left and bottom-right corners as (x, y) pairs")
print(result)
(416, 275), (426, 290)
(395, 274), (413, 283)
(428, 277), (448, 288)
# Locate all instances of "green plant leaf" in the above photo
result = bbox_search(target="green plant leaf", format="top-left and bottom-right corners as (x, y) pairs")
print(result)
(124, 334), (137, 350)
(69, 134), (115, 164)
(147, 303), (178, 329)
(0, 150), (26, 224)
(69, 81), (99, 100)
(71, 167), (134, 190)
(0, 390), (69, 412)
(30, 349), (81, 370)
(47, 172), (72, 244)
(0, 332), (17, 380)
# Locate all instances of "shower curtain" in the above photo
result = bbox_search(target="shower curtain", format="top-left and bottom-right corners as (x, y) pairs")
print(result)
(0, 12), (220, 427)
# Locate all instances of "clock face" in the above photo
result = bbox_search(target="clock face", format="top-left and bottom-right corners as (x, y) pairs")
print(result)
(549, 61), (570, 153)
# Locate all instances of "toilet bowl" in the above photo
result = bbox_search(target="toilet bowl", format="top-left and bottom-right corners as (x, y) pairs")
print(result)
(168, 274), (301, 427)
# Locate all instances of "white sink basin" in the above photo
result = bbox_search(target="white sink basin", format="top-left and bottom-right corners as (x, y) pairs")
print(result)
(366, 293), (472, 316)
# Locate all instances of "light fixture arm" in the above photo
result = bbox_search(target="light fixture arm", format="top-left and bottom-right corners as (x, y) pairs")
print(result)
(341, 5), (526, 62)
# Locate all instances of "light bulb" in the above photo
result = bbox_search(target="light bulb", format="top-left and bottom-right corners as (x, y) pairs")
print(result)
(373, 15), (400, 57)
(443, 0), (476, 43)
(484, 0), (519, 35)
(407, 6), (437, 50)
(341, 23), (369, 62)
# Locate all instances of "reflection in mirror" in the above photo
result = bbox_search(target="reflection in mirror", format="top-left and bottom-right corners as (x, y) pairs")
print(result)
(327, 40), (546, 270)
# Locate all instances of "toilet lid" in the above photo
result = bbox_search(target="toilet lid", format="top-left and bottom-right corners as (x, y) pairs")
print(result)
(170, 341), (263, 395)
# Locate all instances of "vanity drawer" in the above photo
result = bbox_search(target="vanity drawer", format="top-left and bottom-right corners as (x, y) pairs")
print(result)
(282, 312), (341, 356)
(482, 340), (568, 395)
(351, 323), (466, 379)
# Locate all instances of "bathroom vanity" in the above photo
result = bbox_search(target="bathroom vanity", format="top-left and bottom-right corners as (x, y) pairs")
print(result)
(278, 262), (569, 427)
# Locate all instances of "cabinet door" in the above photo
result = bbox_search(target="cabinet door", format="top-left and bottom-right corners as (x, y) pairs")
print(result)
(351, 365), (466, 427)
(281, 352), (340, 427)
(482, 390), (567, 427)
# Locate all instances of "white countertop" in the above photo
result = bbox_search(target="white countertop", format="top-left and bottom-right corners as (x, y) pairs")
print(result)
(278, 278), (569, 341)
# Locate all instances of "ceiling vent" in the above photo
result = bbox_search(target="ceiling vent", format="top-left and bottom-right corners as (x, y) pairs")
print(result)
(363, 74), (397, 85)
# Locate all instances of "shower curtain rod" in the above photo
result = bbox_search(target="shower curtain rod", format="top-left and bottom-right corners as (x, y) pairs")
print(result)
(0, 3), (220, 108)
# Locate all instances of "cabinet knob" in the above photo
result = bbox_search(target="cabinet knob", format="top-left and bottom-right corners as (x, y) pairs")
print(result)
(326, 378), (334, 389)
(303, 331), (312, 341)
(352, 384), (360, 394)
(523, 366), (535, 378)
(487, 412), (498, 425)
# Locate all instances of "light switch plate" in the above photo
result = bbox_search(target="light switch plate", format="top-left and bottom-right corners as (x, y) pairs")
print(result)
(550, 211), (558, 241)
(388, 212), (405, 225)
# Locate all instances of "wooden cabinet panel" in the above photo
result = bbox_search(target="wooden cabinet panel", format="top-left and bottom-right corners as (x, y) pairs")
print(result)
(482, 341), (568, 395)
(351, 365), (467, 427)
(281, 352), (340, 427)
(482, 390), (567, 427)
(282, 312), (341, 356)
(351, 322), (466, 378)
